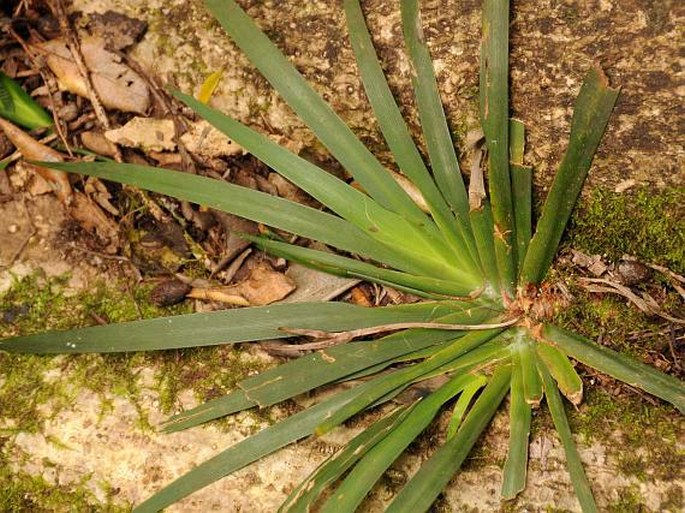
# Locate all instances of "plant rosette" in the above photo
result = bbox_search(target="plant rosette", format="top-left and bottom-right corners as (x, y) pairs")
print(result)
(1, 1), (683, 512)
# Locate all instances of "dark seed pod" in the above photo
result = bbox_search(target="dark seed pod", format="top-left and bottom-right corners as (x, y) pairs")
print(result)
(149, 279), (191, 307)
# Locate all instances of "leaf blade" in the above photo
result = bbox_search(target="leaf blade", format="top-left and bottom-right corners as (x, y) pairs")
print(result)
(204, 0), (429, 223)
(385, 364), (512, 513)
(521, 68), (619, 285)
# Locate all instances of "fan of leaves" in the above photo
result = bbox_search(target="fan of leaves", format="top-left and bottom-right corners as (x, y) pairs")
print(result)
(1, 0), (683, 512)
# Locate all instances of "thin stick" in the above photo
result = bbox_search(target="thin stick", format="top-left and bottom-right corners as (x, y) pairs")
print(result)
(281, 317), (520, 346)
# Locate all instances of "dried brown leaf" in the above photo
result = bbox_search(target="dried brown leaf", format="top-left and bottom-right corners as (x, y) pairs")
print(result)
(38, 36), (150, 114)
(0, 118), (72, 204)
(105, 117), (175, 151)
(69, 191), (120, 254)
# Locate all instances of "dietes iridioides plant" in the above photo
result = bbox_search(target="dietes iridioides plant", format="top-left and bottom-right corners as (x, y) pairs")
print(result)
(1, 1), (683, 512)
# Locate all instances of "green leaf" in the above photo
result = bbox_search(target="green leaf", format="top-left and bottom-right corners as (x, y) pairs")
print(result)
(343, 0), (476, 273)
(536, 342), (583, 405)
(399, 0), (480, 274)
(470, 200), (501, 294)
(204, 0), (428, 224)
(0, 301), (459, 354)
(249, 235), (481, 297)
(480, 0), (515, 292)
(175, 91), (465, 281)
(510, 119), (531, 275)
(321, 373), (482, 512)
(0, 72), (53, 129)
(162, 305), (497, 432)
(133, 378), (390, 513)
(518, 334), (543, 406)
(39, 160), (421, 275)
(501, 353), (531, 499)
(538, 360), (598, 513)
(542, 324), (685, 413)
(280, 406), (412, 512)
(445, 374), (487, 439)
(521, 68), (619, 285)
(315, 330), (506, 435)
(386, 364), (512, 513)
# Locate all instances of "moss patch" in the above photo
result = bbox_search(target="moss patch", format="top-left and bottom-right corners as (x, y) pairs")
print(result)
(567, 186), (685, 273)
(0, 271), (269, 509)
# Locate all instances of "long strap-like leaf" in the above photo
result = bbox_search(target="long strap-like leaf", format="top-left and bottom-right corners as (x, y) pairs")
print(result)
(0, 301), (461, 354)
(386, 364), (512, 513)
(398, 0), (481, 274)
(520, 68), (619, 285)
(249, 236), (481, 297)
(343, 0), (477, 274)
(539, 361), (598, 513)
(321, 373), (483, 512)
(133, 379), (388, 513)
(481, 0), (516, 292)
(542, 324), (685, 413)
(205, 0), (429, 226)
(40, 161), (421, 276)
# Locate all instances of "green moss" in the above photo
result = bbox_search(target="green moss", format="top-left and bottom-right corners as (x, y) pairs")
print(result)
(0, 442), (130, 512)
(567, 186), (685, 273)
(568, 387), (682, 482)
(0, 272), (269, 509)
(606, 485), (651, 513)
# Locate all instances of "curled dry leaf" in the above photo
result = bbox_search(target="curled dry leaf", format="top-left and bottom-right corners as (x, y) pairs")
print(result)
(0, 118), (72, 203)
(37, 36), (150, 114)
(389, 169), (429, 213)
(189, 262), (296, 306)
(80, 131), (118, 158)
(69, 191), (120, 254)
(105, 117), (175, 152)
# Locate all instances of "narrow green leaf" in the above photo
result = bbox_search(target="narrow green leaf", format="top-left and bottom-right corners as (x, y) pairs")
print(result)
(385, 364), (512, 513)
(315, 330), (505, 434)
(501, 354), (531, 499)
(0, 301), (459, 354)
(176, 91), (463, 280)
(38, 160), (420, 276)
(321, 373), (481, 512)
(162, 305), (496, 432)
(399, 0), (481, 276)
(343, 0), (475, 271)
(204, 0), (428, 224)
(480, 0), (516, 293)
(249, 236), (481, 297)
(281, 406), (412, 512)
(446, 374), (487, 439)
(509, 118), (525, 165)
(511, 164), (532, 276)
(542, 324), (685, 413)
(518, 333), (543, 406)
(0, 72), (53, 129)
(536, 342), (583, 405)
(509, 119), (531, 275)
(133, 379), (388, 513)
(520, 68), (619, 285)
(539, 361), (598, 513)
(470, 200), (501, 294)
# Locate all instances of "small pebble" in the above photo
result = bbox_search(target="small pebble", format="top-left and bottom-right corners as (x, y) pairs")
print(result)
(8, 224), (19, 234)
(616, 259), (652, 286)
